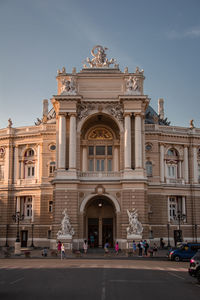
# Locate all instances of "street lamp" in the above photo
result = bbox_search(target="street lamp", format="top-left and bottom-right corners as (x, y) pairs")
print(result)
(5, 224), (9, 247)
(167, 223), (171, 248)
(12, 212), (24, 242)
(30, 223), (35, 248)
(176, 210), (186, 231)
(194, 224), (198, 242)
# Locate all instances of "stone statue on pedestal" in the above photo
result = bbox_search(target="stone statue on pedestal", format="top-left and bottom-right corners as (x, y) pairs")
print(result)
(126, 208), (143, 237)
(57, 209), (75, 239)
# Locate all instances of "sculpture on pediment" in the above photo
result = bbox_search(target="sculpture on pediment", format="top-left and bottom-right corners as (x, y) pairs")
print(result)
(190, 119), (194, 129)
(125, 76), (140, 94)
(61, 77), (77, 95)
(88, 128), (113, 140)
(57, 209), (75, 239)
(7, 118), (13, 128)
(126, 208), (143, 236)
(83, 45), (116, 68)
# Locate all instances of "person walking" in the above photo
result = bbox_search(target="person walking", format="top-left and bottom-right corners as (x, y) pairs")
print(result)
(115, 241), (119, 255)
(138, 240), (143, 257)
(83, 239), (88, 254)
(144, 240), (149, 256)
(133, 240), (137, 255)
(61, 243), (65, 259)
(153, 243), (158, 256)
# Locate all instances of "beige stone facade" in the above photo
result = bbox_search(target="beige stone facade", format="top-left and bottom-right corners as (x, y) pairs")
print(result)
(0, 46), (199, 249)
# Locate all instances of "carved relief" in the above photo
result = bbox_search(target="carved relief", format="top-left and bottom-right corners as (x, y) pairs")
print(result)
(126, 208), (143, 236)
(105, 103), (123, 122)
(61, 77), (77, 95)
(77, 103), (95, 120)
(88, 128), (113, 140)
(125, 76), (140, 95)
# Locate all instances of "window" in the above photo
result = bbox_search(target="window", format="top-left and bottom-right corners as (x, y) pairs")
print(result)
(167, 165), (176, 178)
(87, 145), (113, 172)
(145, 144), (152, 152)
(49, 201), (53, 213)
(25, 149), (34, 157)
(0, 147), (5, 158)
(26, 165), (35, 178)
(49, 161), (56, 175)
(146, 161), (152, 176)
(24, 197), (32, 219)
(168, 196), (186, 222)
(49, 144), (56, 151)
(47, 230), (52, 239)
(167, 149), (177, 156)
(0, 165), (4, 180)
(198, 164), (200, 181)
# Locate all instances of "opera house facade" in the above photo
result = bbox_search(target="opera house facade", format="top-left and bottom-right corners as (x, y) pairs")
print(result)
(0, 46), (199, 250)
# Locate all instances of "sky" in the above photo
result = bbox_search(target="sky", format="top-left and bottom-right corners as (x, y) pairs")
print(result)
(0, 0), (200, 129)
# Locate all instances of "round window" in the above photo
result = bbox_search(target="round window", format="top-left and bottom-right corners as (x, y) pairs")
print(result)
(145, 144), (152, 151)
(50, 144), (56, 151)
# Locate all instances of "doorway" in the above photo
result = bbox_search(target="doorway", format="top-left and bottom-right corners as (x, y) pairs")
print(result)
(21, 230), (28, 247)
(86, 196), (115, 248)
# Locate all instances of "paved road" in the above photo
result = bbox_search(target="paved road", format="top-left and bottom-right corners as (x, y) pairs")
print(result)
(0, 259), (199, 300)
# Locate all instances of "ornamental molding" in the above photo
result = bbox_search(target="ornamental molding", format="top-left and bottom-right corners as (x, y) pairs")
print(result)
(77, 102), (123, 123)
(60, 77), (77, 95)
(88, 127), (113, 140)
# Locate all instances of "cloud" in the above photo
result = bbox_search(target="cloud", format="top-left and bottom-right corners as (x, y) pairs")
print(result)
(167, 27), (200, 39)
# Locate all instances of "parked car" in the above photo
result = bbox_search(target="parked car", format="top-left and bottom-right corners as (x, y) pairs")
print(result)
(168, 243), (200, 262)
(188, 251), (200, 283)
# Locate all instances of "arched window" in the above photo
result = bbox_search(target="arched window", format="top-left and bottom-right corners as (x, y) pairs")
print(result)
(166, 148), (179, 180)
(167, 148), (177, 156)
(87, 127), (113, 172)
(146, 161), (152, 176)
(24, 148), (35, 179)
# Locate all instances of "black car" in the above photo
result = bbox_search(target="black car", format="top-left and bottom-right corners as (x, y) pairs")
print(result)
(188, 251), (200, 283)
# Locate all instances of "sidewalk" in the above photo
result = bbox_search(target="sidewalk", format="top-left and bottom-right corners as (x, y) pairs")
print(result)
(0, 247), (169, 260)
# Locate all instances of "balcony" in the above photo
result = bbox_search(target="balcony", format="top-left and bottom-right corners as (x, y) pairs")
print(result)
(166, 178), (185, 185)
(78, 171), (122, 180)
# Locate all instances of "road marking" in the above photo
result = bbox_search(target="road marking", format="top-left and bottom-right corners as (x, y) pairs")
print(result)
(110, 280), (165, 283)
(167, 272), (185, 280)
(101, 269), (106, 300)
(10, 277), (24, 285)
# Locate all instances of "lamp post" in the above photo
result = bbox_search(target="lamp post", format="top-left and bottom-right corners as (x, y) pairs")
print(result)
(174, 210), (186, 244)
(5, 224), (9, 247)
(194, 224), (197, 242)
(167, 223), (171, 248)
(30, 223), (35, 248)
(12, 212), (24, 254)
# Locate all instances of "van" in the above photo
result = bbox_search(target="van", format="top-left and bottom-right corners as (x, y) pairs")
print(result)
(168, 243), (200, 262)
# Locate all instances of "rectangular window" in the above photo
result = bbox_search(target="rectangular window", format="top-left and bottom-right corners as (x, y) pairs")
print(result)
(32, 167), (35, 176)
(89, 159), (94, 171)
(0, 165), (4, 180)
(96, 146), (105, 155)
(101, 160), (104, 171)
(47, 230), (51, 239)
(168, 165), (176, 178)
(24, 197), (32, 218)
(108, 159), (112, 171)
(107, 146), (112, 156)
(89, 146), (94, 156)
(28, 167), (31, 177)
(97, 159), (100, 171)
(168, 196), (186, 222)
(49, 201), (53, 213)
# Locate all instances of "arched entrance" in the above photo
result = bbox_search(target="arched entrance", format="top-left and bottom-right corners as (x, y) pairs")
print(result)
(84, 195), (116, 248)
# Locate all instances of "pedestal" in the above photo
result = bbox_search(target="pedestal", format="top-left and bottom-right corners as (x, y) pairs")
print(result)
(127, 234), (142, 250)
(58, 236), (73, 253)
(14, 242), (21, 255)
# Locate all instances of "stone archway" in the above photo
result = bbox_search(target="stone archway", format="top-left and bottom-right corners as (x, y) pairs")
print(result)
(81, 194), (120, 248)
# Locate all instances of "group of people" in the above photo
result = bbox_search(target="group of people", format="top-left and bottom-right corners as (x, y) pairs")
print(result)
(57, 240), (66, 258)
(133, 240), (158, 257)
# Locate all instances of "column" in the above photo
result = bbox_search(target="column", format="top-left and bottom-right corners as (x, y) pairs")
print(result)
(58, 114), (66, 169)
(124, 113), (131, 169)
(182, 196), (186, 215)
(69, 113), (77, 170)
(193, 146), (198, 183)
(98, 217), (102, 248)
(14, 146), (19, 182)
(184, 146), (189, 183)
(178, 161), (182, 178)
(32, 196), (34, 222)
(82, 146), (87, 172)
(37, 144), (40, 182)
(135, 113), (142, 168)
(16, 196), (20, 212)
(160, 144), (164, 182)
(114, 147), (119, 172)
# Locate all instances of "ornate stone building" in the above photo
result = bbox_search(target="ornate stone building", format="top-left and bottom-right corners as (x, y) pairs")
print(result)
(0, 46), (199, 249)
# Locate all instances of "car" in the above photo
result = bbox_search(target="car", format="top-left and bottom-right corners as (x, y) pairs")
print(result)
(168, 243), (200, 262)
(188, 251), (200, 283)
